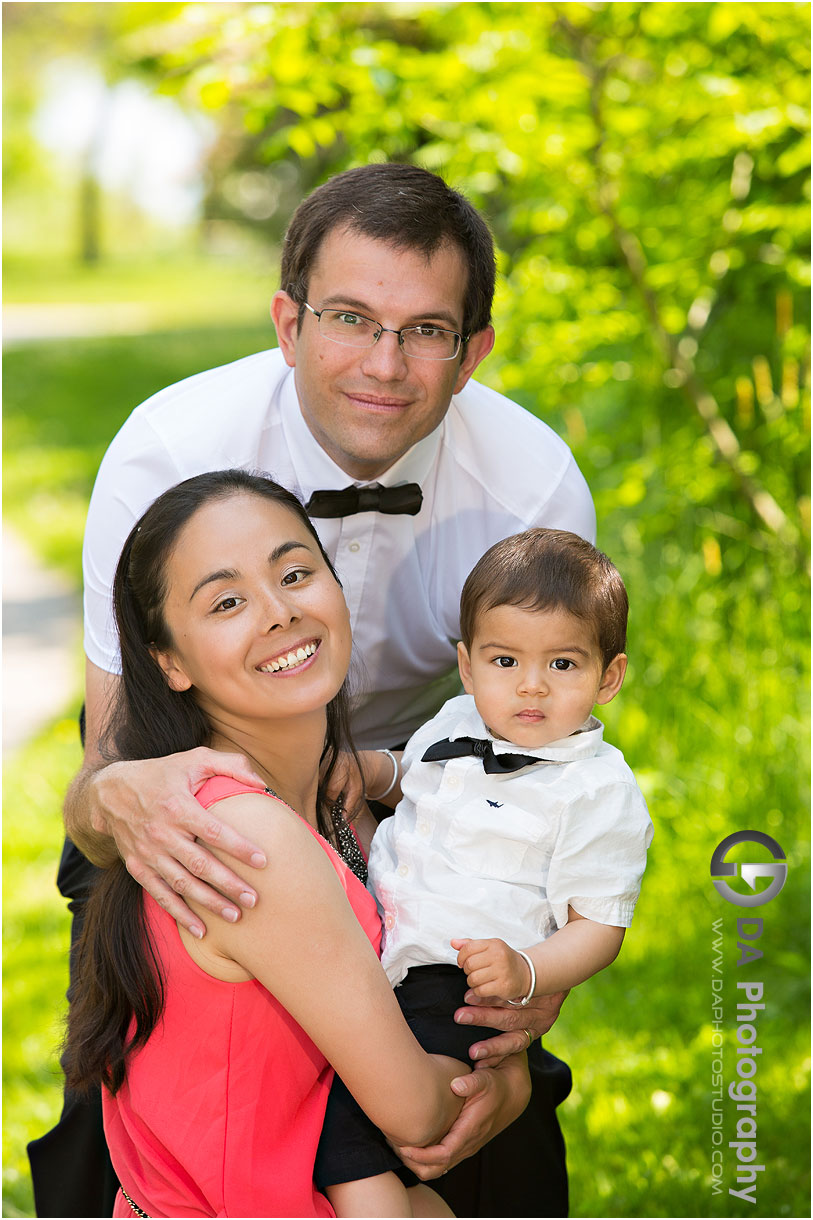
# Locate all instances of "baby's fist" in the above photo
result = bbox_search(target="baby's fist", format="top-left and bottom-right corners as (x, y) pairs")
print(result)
(452, 937), (532, 1001)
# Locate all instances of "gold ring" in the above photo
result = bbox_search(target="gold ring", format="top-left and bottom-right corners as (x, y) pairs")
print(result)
(523, 1029), (534, 1049)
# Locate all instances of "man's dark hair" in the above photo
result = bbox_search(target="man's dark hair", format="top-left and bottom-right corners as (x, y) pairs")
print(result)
(280, 162), (496, 337)
(459, 529), (629, 670)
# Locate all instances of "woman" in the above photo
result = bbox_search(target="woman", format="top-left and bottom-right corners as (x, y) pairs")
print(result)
(64, 470), (528, 1218)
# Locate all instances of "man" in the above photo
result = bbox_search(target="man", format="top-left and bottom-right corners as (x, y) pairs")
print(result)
(31, 163), (595, 1217)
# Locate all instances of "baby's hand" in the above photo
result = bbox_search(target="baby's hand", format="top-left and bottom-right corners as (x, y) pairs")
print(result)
(452, 937), (532, 1002)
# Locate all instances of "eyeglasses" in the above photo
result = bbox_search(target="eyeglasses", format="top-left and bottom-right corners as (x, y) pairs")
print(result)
(303, 303), (466, 361)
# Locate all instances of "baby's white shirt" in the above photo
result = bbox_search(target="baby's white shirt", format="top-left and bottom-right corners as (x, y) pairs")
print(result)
(367, 694), (653, 986)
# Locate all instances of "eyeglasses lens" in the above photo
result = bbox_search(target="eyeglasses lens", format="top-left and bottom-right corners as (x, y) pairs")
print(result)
(318, 310), (459, 360)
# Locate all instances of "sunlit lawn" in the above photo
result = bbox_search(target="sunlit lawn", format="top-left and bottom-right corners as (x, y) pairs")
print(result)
(3, 249), (277, 319)
(3, 718), (83, 1218)
(2, 274), (809, 1216)
(3, 318), (275, 579)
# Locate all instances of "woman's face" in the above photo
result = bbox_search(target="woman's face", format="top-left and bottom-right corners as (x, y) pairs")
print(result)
(153, 492), (352, 729)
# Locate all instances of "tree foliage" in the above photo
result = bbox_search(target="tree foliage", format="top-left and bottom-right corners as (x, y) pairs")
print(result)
(124, 9), (811, 834)
(127, 2), (809, 546)
(2, 2), (188, 259)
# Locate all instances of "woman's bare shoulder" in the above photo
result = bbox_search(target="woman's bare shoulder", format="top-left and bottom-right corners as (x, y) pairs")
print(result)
(203, 789), (315, 858)
(189, 790), (350, 971)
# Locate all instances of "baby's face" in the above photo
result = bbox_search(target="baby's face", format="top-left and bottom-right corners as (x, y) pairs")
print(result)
(456, 604), (626, 749)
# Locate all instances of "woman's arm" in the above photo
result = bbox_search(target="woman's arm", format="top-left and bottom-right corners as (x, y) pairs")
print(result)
(394, 1052), (531, 1179)
(192, 793), (466, 1148)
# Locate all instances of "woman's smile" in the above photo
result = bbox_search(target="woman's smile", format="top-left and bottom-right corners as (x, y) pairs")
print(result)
(256, 638), (321, 674)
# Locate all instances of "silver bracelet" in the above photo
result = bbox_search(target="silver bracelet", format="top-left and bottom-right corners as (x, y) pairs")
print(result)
(506, 950), (536, 1007)
(366, 749), (398, 801)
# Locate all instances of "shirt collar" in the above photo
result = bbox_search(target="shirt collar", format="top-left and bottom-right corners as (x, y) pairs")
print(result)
(280, 366), (442, 503)
(448, 695), (605, 763)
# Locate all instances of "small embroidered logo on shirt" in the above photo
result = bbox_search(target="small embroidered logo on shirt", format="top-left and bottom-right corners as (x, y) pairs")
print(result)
(487, 800), (503, 808)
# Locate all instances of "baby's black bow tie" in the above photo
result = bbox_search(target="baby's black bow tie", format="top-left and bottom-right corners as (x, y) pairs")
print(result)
(305, 483), (422, 518)
(421, 736), (542, 775)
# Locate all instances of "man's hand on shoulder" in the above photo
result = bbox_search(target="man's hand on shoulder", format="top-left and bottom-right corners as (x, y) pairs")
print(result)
(67, 747), (267, 939)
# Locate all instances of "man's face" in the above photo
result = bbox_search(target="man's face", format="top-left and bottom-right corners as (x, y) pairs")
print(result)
(271, 227), (495, 480)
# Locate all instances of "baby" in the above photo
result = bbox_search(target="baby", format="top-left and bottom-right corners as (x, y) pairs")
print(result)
(316, 528), (654, 1217)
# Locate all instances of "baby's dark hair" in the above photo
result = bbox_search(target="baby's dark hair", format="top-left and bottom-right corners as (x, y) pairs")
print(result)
(459, 529), (628, 669)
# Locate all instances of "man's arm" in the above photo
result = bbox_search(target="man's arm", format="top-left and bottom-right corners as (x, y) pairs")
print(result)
(324, 748), (404, 817)
(64, 658), (268, 937)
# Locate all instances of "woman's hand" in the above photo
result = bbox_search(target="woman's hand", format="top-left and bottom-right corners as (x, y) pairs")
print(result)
(454, 989), (570, 1068)
(323, 749), (368, 813)
(323, 749), (402, 812)
(87, 748), (267, 937)
(392, 1054), (531, 1179)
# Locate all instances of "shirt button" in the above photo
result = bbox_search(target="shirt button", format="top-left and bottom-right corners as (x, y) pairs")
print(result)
(418, 821), (430, 836)
(446, 775), (460, 789)
(348, 541), (361, 553)
(385, 914), (394, 930)
(398, 864), (408, 877)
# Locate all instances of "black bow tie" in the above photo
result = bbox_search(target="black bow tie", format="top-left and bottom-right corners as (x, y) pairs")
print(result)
(305, 483), (422, 518)
(421, 737), (542, 775)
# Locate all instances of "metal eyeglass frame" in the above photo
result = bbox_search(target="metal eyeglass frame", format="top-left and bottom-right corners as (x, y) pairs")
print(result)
(303, 302), (467, 361)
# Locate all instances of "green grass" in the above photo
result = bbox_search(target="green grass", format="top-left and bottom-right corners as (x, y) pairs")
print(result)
(3, 250), (278, 320)
(2, 323), (275, 579)
(2, 717), (84, 1218)
(3, 250), (279, 578)
(3, 281), (809, 1215)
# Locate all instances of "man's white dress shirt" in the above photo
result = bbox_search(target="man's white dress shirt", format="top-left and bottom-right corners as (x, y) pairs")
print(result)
(83, 348), (595, 748)
(367, 694), (653, 986)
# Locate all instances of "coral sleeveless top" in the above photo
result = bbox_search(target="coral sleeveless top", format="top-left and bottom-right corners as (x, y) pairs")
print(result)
(103, 777), (381, 1218)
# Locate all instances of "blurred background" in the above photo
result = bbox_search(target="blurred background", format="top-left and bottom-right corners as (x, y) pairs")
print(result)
(2, 2), (810, 1216)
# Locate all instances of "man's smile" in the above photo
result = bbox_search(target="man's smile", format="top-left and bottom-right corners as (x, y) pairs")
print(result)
(342, 390), (414, 412)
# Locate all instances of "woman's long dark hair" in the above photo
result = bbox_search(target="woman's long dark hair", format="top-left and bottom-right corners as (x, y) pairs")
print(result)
(64, 470), (359, 1095)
